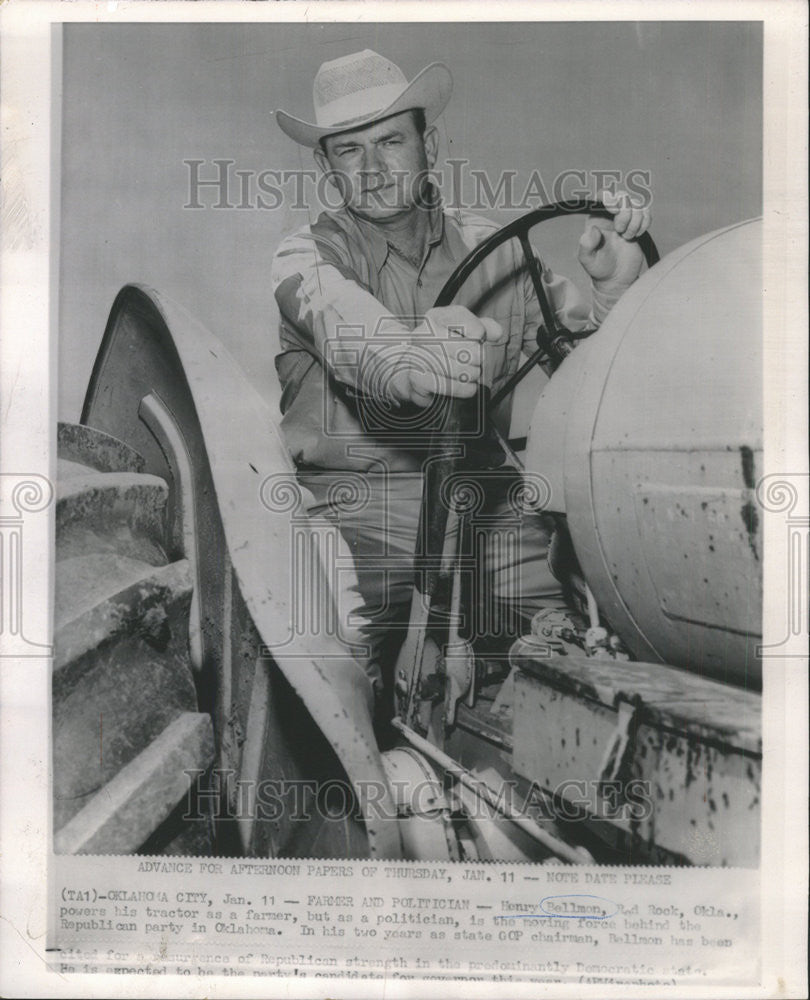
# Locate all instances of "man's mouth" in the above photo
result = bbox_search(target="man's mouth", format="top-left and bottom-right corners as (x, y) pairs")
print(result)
(358, 184), (403, 208)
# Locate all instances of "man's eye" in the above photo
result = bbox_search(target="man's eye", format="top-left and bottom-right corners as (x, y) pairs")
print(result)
(384, 139), (401, 147)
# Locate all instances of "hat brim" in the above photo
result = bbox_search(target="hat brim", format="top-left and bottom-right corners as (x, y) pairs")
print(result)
(275, 62), (453, 147)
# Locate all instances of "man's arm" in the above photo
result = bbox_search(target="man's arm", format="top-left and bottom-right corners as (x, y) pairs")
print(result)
(519, 261), (593, 360)
(273, 229), (505, 407)
(577, 190), (652, 318)
(520, 191), (652, 357)
(273, 228), (411, 390)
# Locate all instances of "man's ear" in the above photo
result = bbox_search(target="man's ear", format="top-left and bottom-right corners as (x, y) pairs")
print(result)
(423, 125), (439, 169)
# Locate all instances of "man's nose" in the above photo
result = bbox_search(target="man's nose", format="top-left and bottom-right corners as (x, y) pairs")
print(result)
(360, 147), (387, 182)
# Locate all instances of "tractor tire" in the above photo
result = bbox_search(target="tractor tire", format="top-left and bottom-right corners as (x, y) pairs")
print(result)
(53, 422), (215, 855)
(53, 422), (370, 859)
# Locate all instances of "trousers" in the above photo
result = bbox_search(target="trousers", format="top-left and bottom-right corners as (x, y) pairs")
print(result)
(298, 468), (563, 693)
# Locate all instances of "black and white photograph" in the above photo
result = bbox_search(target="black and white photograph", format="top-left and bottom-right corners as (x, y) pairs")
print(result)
(0, 2), (807, 996)
(53, 17), (764, 867)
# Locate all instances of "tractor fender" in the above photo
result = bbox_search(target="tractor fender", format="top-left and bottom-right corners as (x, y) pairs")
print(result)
(81, 284), (402, 858)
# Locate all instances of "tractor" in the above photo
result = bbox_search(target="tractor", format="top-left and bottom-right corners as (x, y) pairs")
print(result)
(53, 203), (761, 866)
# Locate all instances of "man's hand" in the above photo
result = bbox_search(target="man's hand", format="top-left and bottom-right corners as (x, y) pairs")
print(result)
(361, 305), (506, 409)
(578, 189), (652, 294)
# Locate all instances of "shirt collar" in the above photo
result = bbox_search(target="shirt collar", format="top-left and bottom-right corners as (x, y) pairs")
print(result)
(348, 186), (446, 274)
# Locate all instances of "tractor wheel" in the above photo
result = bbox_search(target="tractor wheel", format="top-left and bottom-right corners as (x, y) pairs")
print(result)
(54, 422), (371, 859)
(53, 422), (215, 855)
(60, 283), (403, 861)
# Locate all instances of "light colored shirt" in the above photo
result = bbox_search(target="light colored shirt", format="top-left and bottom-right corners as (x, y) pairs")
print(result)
(272, 200), (605, 472)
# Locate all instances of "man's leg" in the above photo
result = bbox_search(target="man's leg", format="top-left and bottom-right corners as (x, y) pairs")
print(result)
(488, 506), (566, 617)
(297, 466), (562, 691)
(457, 469), (566, 646)
(297, 468), (422, 698)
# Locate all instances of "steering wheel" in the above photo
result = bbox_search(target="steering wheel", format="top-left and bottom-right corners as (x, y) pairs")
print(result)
(399, 201), (659, 722)
(419, 198), (659, 565)
(436, 198), (659, 396)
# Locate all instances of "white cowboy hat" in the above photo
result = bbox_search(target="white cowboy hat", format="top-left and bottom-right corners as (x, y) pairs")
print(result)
(275, 49), (453, 147)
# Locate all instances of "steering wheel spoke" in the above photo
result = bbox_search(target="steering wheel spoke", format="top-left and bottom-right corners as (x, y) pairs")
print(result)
(517, 233), (557, 333)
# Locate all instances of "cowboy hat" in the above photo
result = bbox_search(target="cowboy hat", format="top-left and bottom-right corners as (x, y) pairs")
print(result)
(275, 49), (453, 148)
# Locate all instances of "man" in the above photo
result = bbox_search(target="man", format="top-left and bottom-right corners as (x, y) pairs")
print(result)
(272, 49), (650, 698)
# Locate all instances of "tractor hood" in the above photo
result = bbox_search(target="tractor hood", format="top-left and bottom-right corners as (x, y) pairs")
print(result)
(524, 219), (763, 687)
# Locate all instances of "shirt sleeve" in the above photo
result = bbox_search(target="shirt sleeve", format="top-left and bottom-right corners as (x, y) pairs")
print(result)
(272, 228), (412, 394)
(520, 249), (621, 359)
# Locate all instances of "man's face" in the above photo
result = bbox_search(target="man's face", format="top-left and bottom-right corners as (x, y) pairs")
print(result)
(314, 110), (438, 222)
